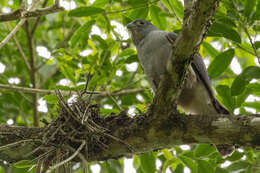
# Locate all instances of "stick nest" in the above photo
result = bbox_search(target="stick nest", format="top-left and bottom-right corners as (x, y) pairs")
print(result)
(38, 90), (128, 171)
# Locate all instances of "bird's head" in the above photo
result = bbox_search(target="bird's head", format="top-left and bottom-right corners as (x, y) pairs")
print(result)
(127, 19), (158, 46)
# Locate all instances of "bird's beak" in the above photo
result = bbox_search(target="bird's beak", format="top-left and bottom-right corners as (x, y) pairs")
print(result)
(126, 22), (135, 30)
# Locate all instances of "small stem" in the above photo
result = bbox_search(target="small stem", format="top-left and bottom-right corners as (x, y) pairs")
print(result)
(25, 20), (39, 127)
(243, 26), (260, 65)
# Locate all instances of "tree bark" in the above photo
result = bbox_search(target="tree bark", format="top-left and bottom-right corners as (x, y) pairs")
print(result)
(0, 112), (259, 163)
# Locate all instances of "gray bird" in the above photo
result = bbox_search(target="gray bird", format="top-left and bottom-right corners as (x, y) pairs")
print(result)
(127, 19), (234, 157)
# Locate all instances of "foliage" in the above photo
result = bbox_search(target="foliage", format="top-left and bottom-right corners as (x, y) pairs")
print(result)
(0, 0), (260, 172)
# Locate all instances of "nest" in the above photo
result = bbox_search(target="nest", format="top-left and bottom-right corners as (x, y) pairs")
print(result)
(35, 90), (127, 172)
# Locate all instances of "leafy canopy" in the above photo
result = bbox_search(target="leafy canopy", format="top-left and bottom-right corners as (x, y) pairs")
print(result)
(0, 0), (260, 172)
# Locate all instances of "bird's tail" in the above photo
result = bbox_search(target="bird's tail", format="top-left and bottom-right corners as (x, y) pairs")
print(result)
(213, 98), (235, 157)
(216, 144), (235, 158)
(212, 98), (230, 114)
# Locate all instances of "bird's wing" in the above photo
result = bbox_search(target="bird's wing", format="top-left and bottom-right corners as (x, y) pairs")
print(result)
(166, 32), (230, 114)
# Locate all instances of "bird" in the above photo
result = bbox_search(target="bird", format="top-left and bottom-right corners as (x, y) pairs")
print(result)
(126, 19), (234, 157)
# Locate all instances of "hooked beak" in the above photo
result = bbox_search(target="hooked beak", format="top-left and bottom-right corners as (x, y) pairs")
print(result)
(126, 22), (136, 30)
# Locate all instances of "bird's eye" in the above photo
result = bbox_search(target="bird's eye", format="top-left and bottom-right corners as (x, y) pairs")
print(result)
(137, 21), (145, 25)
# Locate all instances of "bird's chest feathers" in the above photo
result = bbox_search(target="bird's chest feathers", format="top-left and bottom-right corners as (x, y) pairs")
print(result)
(137, 32), (171, 70)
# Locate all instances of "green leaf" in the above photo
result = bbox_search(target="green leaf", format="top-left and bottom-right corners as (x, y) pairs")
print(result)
(125, 55), (138, 63)
(227, 161), (250, 172)
(208, 22), (241, 43)
(92, 0), (110, 7)
(253, 0), (260, 20)
(215, 167), (229, 173)
(59, 65), (76, 84)
(150, 5), (167, 30)
(208, 49), (235, 79)
(70, 20), (95, 48)
(254, 41), (260, 49)
(56, 85), (71, 91)
(163, 157), (180, 173)
(216, 85), (236, 112)
(172, 0), (184, 19)
(243, 102), (260, 111)
(175, 164), (184, 173)
(231, 66), (260, 96)
(244, 0), (257, 20)
(178, 155), (197, 173)
(247, 83), (260, 96)
(13, 160), (35, 168)
(129, 7), (149, 20)
(43, 94), (58, 104)
(118, 48), (136, 57)
(227, 150), (244, 161)
(194, 144), (216, 158)
(202, 42), (219, 57)
(197, 160), (214, 173)
(100, 160), (124, 173)
(68, 7), (104, 17)
(128, 0), (148, 7)
(140, 152), (156, 173)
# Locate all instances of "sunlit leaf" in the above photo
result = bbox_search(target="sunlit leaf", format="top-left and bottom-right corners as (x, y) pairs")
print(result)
(140, 152), (156, 173)
(13, 160), (35, 168)
(231, 66), (260, 96)
(227, 161), (250, 172)
(208, 22), (241, 43)
(202, 42), (220, 57)
(244, 0), (257, 20)
(70, 20), (95, 48)
(150, 5), (167, 30)
(216, 85), (236, 112)
(43, 94), (58, 104)
(195, 144), (216, 158)
(197, 160), (214, 173)
(208, 49), (235, 79)
(129, 7), (149, 20)
(178, 155), (197, 173)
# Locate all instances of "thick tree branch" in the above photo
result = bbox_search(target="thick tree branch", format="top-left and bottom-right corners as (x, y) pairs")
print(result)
(0, 112), (259, 163)
(0, 5), (64, 22)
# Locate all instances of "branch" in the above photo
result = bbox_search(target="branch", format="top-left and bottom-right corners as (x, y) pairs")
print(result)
(6, 24), (32, 71)
(0, 83), (145, 97)
(25, 17), (39, 127)
(243, 26), (260, 65)
(0, 112), (259, 163)
(0, 5), (64, 22)
(0, 0), (39, 49)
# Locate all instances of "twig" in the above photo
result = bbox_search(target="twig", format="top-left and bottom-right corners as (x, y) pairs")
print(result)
(0, 83), (145, 97)
(0, 5), (64, 22)
(36, 158), (44, 173)
(243, 26), (260, 65)
(31, 0), (49, 36)
(0, 19), (27, 49)
(105, 0), (160, 14)
(25, 18), (39, 127)
(107, 91), (122, 111)
(234, 43), (256, 56)
(0, 0), (39, 49)
(0, 139), (42, 151)
(6, 23), (31, 71)
(66, 145), (88, 170)
(49, 141), (86, 171)
(166, 0), (182, 24)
